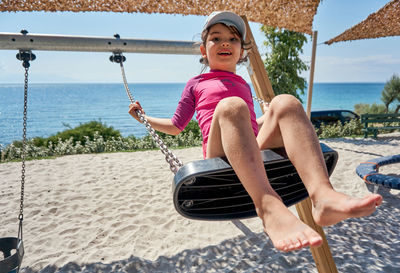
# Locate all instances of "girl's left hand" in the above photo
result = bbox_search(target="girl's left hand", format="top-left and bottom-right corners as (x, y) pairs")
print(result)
(129, 101), (145, 122)
(262, 102), (270, 113)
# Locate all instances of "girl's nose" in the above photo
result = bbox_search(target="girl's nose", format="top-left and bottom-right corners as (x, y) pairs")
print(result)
(221, 41), (230, 47)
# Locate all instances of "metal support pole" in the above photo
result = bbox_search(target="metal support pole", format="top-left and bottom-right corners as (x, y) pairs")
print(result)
(0, 32), (201, 55)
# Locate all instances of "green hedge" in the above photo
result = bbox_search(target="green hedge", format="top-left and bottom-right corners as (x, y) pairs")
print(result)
(0, 120), (202, 162)
(1, 118), (375, 162)
(317, 119), (363, 139)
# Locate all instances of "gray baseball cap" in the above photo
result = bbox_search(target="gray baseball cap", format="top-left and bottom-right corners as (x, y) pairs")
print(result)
(203, 11), (246, 39)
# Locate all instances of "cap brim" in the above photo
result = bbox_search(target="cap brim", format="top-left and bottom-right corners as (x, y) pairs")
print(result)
(204, 11), (246, 39)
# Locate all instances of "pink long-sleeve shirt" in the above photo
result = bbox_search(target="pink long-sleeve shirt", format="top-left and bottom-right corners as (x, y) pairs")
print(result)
(171, 70), (259, 158)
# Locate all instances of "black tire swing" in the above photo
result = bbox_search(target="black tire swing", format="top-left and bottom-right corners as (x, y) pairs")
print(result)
(110, 52), (339, 221)
(0, 50), (35, 273)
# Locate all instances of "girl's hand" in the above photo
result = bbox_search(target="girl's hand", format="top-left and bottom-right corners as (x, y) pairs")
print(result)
(262, 102), (270, 113)
(129, 101), (145, 122)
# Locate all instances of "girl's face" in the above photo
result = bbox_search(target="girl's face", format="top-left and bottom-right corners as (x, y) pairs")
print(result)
(200, 23), (244, 73)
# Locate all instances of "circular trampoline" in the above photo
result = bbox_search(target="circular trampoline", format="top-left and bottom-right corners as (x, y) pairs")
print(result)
(356, 154), (400, 190)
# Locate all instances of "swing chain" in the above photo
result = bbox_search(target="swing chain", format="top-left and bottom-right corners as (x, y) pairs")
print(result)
(16, 49), (35, 240)
(110, 52), (183, 173)
(19, 66), (28, 223)
(252, 95), (267, 105)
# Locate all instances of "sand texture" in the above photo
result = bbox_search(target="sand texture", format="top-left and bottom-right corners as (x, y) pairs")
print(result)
(1, 133), (400, 272)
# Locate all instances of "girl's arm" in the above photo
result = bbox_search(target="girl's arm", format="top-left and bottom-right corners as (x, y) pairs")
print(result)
(257, 115), (265, 130)
(129, 102), (182, 136)
(141, 116), (181, 135)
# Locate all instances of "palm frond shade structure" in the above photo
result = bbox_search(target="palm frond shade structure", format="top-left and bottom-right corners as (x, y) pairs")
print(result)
(0, 0), (320, 34)
(325, 0), (400, 45)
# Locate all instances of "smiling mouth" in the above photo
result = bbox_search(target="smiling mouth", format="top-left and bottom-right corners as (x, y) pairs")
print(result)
(218, 52), (232, 56)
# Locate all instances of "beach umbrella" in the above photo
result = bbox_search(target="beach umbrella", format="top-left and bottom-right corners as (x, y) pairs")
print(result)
(324, 0), (400, 44)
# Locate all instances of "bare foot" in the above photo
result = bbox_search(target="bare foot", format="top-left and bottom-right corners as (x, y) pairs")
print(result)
(312, 191), (382, 226)
(259, 196), (323, 252)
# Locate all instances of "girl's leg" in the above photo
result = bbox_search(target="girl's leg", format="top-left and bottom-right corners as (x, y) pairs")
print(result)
(257, 94), (382, 227)
(207, 96), (323, 252)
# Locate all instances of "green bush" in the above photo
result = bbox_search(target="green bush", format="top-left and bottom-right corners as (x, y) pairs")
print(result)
(0, 120), (202, 162)
(318, 119), (363, 139)
(45, 120), (122, 146)
(10, 120), (122, 149)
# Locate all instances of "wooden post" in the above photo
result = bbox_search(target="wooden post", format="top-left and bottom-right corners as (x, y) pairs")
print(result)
(241, 17), (275, 104)
(296, 198), (338, 273)
(306, 31), (318, 118)
(242, 16), (338, 273)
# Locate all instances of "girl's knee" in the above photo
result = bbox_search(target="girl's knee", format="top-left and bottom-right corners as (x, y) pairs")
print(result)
(215, 96), (250, 120)
(270, 94), (304, 116)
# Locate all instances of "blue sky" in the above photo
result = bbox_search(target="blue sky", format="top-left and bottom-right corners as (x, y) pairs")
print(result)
(0, 0), (399, 83)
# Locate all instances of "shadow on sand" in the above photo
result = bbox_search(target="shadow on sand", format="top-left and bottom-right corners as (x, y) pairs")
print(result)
(21, 188), (400, 273)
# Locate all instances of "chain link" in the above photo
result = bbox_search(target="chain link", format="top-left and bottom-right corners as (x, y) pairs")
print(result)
(252, 95), (269, 106)
(15, 49), (35, 242)
(117, 59), (183, 173)
(18, 65), (29, 240)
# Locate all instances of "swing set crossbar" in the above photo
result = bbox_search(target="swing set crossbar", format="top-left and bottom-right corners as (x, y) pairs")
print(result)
(0, 32), (201, 55)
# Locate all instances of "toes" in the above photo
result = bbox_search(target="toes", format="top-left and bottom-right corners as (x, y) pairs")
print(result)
(309, 236), (323, 248)
(364, 194), (382, 207)
(290, 238), (305, 251)
(297, 233), (310, 248)
(305, 230), (323, 247)
(372, 194), (383, 206)
(293, 238), (302, 249)
(276, 239), (289, 252)
(287, 238), (300, 251)
(276, 238), (297, 252)
(275, 232), (318, 252)
(274, 239), (288, 252)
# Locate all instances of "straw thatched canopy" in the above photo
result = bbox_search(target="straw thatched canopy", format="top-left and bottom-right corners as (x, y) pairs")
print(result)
(325, 0), (400, 45)
(0, 0), (321, 35)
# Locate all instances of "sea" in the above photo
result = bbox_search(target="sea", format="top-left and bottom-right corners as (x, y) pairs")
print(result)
(0, 82), (385, 147)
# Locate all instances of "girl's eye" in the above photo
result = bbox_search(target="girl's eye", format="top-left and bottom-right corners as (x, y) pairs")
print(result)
(212, 37), (220, 42)
(230, 37), (239, 42)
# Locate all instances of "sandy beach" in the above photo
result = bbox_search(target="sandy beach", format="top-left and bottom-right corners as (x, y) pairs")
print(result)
(1, 133), (400, 272)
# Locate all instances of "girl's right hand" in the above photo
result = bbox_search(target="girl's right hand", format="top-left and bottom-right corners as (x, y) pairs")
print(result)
(129, 101), (145, 122)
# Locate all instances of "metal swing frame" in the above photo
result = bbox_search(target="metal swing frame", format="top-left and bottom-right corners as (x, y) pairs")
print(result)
(0, 17), (339, 273)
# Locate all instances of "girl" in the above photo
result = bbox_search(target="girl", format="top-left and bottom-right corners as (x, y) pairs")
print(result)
(129, 11), (382, 252)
